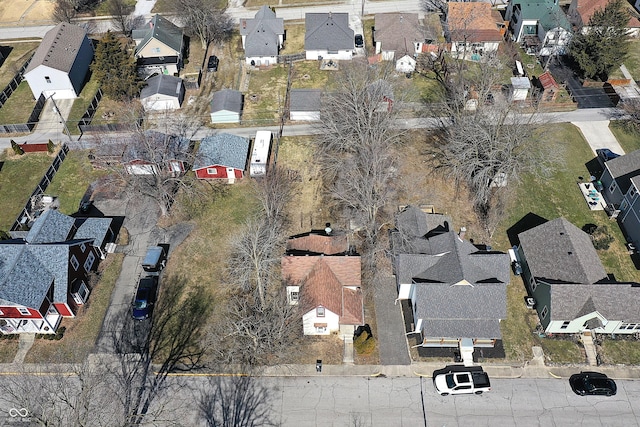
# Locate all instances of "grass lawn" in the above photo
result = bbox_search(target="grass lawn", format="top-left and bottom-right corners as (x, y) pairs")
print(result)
(280, 22), (305, 56)
(67, 76), (101, 135)
(92, 96), (143, 127)
(46, 149), (108, 215)
(0, 151), (53, 231)
(94, 0), (135, 15)
(24, 253), (124, 363)
(494, 123), (639, 363)
(243, 65), (288, 125)
(290, 61), (332, 89)
(0, 81), (36, 124)
(0, 336), (19, 362)
(609, 121), (640, 153)
(184, 37), (208, 75)
(599, 338), (640, 365)
(0, 43), (38, 88)
(609, 39), (640, 82)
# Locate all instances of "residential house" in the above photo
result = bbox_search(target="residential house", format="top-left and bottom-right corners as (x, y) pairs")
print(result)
(240, 6), (285, 66)
(281, 229), (364, 337)
(568, 0), (640, 36)
(0, 210), (112, 334)
(373, 13), (429, 72)
(192, 133), (250, 183)
(447, 2), (505, 60)
(123, 131), (191, 176)
(24, 22), (94, 100)
(289, 89), (322, 121)
(132, 15), (184, 76)
(390, 206), (510, 364)
(305, 13), (354, 60)
(506, 0), (572, 55)
(597, 149), (640, 249)
(140, 74), (185, 111)
(534, 70), (560, 102)
(210, 89), (243, 124)
(516, 217), (640, 335)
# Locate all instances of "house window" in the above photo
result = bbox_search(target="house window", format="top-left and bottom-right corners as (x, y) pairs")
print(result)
(207, 168), (218, 175)
(630, 187), (637, 198)
(530, 277), (537, 292)
(560, 321), (570, 329)
(0, 309), (3, 315)
(540, 306), (548, 319)
(80, 243), (86, 252)
(152, 47), (161, 54)
(290, 291), (299, 303)
(316, 326), (327, 333)
(609, 182), (617, 193)
(84, 251), (95, 272)
(45, 76), (51, 83)
(70, 255), (79, 271)
(317, 307), (325, 317)
(18, 307), (30, 316)
(72, 282), (90, 305)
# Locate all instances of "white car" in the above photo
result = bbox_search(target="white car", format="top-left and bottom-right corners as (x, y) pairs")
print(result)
(433, 368), (491, 396)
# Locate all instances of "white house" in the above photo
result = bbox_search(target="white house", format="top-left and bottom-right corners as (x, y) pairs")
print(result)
(210, 89), (243, 124)
(24, 22), (94, 100)
(289, 89), (322, 121)
(140, 74), (185, 111)
(132, 15), (184, 76)
(240, 6), (285, 66)
(305, 12), (354, 61)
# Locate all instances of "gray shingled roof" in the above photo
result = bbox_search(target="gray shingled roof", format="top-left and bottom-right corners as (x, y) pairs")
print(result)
(551, 283), (640, 321)
(374, 13), (427, 54)
(26, 210), (75, 244)
(210, 89), (243, 114)
(290, 89), (322, 112)
(518, 217), (607, 284)
(422, 318), (503, 339)
(134, 15), (183, 56)
(122, 131), (190, 163)
(25, 22), (89, 74)
(391, 205), (452, 254)
(29, 244), (73, 303)
(75, 218), (112, 247)
(305, 13), (354, 51)
(240, 6), (284, 57)
(193, 133), (250, 171)
(604, 149), (640, 194)
(140, 74), (184, 99)
(0, 245), (54, 308)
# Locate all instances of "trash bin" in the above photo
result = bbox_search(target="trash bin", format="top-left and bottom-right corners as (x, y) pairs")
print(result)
(316, 360), (322, 373)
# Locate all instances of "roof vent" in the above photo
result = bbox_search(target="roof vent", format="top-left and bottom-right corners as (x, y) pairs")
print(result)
(325, 223), (332, 235)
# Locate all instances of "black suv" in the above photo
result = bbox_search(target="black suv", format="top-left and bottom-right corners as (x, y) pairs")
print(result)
(132, 276), (158, 320)
(355, 34), (364, 48)
(207, 55), (219, 72)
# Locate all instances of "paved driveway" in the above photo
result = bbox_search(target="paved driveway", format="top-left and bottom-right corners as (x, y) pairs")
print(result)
(548, 60), (614, 109)
(373, 274), (411, 365)
(572, 121), (625, 156)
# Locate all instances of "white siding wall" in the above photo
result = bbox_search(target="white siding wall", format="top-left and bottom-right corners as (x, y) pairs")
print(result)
(211, 110), (240, 124)
(142, 94), (181, 111)
(303, 308), (340, 335)
(245, 56), (278, 66)
(290, 110), (320, 121)
(305, 49), (353, 60)
(24, 66), (76, 100)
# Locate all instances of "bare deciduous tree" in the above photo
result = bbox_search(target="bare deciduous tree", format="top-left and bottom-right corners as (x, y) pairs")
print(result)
(52, 0), (77, 23)
(107, 0), (142, 36)
(622, 98), (640, 133)
(172, 0), (234, 49)
(197, 374), (277, 427)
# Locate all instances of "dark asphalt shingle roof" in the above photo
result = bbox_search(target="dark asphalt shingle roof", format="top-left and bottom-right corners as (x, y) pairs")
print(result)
(551, 283), (640, 321)
(133, 15), (183, 56)
(305, 13), (354, 51)
(25, 22), (89, 74)
(122, 131), (190, 163)
(140, 74), (184, 99)
(289, 89), (322, 112)
(374, 13), (426, 54)
(240, 6), (284, 57)
(74, 218), (113, 247)
(0, 245), (54, 308)
(604, 149), (640, 194)
(210, 89), (243, 114)
(26, 210), (75, 244)
(193, 133), (250, 171)
(518, 217), (607, 284)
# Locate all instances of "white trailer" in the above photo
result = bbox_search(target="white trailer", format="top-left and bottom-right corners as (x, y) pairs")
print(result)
(250, 131), (272, 177)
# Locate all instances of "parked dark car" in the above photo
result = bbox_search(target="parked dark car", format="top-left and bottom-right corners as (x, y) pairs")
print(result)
(132, 276), (158, 320)
(355, 34), (364, 48)
(207, 55), (219, 72)
(569, 372), (617, 396)
(596, 148), (620, 162)
(142, 245), (168, 276)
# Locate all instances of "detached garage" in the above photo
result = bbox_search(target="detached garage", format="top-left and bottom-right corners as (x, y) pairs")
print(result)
(140, 74), (185, 111)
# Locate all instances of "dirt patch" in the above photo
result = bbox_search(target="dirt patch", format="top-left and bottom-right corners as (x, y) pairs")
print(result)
(0, 0), (54, 24)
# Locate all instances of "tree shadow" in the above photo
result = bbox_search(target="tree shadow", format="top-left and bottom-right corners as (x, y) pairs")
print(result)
(506, 212), (548, 247)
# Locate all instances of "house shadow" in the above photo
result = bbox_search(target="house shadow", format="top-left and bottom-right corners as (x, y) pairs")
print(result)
(506, 212), (548, 247)
(0, 46), (12, 67)
(585, 158), (603, 180)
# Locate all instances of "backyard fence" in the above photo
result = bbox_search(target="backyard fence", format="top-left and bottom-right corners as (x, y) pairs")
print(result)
(277, 53), (305, 64)
(0, 94), (47, 134)
(0, 54), (33, 109)
(77, 88), (102, 129)
(10, 143), (70, 232)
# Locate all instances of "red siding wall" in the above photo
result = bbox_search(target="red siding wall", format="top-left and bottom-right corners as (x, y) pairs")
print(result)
(195, 165), (230, 180)
(54, 302), (73, 317)
(20, 142), (49, 153)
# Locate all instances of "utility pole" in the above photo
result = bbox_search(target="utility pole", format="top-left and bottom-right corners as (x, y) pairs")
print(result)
(49, 93), (73, 142)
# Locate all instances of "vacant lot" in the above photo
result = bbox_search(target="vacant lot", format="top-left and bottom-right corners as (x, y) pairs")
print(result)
(0, 0), (53, 23)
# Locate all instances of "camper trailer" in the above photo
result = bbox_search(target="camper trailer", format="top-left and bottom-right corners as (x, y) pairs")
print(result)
(250, 131), (272, 177)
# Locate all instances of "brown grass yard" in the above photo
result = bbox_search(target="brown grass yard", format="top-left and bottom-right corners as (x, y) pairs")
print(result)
(24, 253), (124, 363)
(599, 338), (640, 365)
(0, 81), (36, 124)
(280, 22), (306, 56)
(243, 65), (288, 125)
(0, 0), (53, 23)
(609, 121), (640, 153)
(0, 336), (19, 362)
(0, 43), (38, 88)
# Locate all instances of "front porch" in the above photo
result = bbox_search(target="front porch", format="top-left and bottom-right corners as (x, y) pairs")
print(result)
(0, 311), (61, 335)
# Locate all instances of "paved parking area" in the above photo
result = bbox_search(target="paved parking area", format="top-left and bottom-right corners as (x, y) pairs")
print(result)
(572, 121), (625, 156)
(373, 274), (411, 365)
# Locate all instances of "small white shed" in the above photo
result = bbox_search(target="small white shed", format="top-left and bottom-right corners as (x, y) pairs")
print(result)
(511, 77), (531, 101)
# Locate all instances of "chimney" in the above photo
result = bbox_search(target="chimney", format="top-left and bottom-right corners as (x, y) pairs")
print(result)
(459, 227), (466, 240)
(325, 223), (332, 235)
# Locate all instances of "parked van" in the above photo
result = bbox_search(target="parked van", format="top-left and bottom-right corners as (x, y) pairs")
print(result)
(142, 245), (168, 275)
(250, 131), (272, 177)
